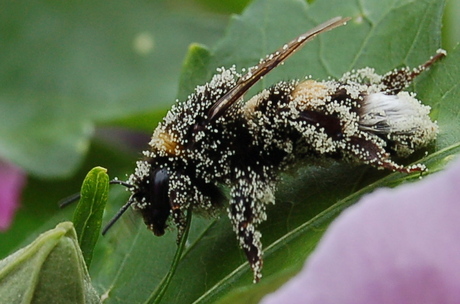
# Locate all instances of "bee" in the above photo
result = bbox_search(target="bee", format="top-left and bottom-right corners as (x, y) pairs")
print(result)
(103, 16), (444, 282)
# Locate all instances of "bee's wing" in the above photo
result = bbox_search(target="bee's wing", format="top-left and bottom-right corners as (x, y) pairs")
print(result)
(206, 16), (351, 123)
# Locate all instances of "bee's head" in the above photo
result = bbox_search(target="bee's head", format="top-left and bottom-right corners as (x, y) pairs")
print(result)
(102, 122), (193, 236)
(101, 161), (172, 237)
(102, 123), (224, 236)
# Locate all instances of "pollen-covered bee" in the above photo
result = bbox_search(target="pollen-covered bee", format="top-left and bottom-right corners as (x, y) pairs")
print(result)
(105, 17), (444, 282)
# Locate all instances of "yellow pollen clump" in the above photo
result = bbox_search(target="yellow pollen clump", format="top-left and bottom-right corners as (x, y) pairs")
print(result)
(291, 80), (329, 104)
(151, 129), (182, 156)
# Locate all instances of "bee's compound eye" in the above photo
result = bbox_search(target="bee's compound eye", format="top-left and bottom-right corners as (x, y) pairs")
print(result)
(139, 168), (171, 236)
(152, 168), (169, 207)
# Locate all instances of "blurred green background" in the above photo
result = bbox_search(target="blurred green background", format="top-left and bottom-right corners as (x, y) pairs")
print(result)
(0, 0), (232, 256)
(0, 0), (458, 265)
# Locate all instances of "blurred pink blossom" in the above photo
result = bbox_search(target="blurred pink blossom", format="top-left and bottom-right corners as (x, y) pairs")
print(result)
(0, 160), (26, 231)
(262, 158), (460, 304)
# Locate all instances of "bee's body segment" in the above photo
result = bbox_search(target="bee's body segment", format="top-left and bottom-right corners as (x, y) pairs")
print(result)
(121, 18), (445, 282)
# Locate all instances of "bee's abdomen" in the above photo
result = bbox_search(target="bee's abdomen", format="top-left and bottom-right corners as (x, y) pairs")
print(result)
(239, 80), (348, 166)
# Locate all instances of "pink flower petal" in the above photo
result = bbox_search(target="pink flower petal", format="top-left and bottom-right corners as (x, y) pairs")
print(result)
(0, 160), (27, 231)
(262, 158), (460, 304)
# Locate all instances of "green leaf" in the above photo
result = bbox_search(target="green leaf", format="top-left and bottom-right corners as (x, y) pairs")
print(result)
(85, 0), (459, 303)
(72, 167), (110, 268)
(195, 0), (251, 14)
(0, 222), (100, 304)
(0, 138), (135, 260)
(417, 45), (460, 150)
(177, 43), (213, 101)
(0, 1), (226, 177)
(144, 210), (193, 304)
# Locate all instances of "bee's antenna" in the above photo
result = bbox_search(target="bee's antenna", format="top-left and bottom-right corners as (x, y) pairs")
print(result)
(59, 179), (134, 208)
(108, 179), (134, 188)
(102, 198), (135, 235)
(59, 192), (83, 208)
(59, 179), (135, 234)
